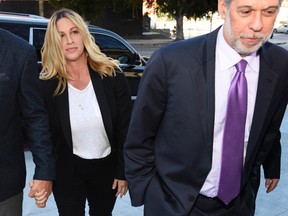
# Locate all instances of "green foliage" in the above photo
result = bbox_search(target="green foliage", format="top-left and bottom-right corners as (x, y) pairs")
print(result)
(124, 0), (143, 8)
(108, 0), (142, 12)
(145, 0), (218, 20)
(145, 0), (218, 40)
(49, 0), (107, 21)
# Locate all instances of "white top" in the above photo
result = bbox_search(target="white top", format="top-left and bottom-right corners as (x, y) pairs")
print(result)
(200, 27), (260, 197)
(68, 80), (111, 159)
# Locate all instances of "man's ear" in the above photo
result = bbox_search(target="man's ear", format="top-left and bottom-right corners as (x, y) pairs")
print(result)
(218, 0), (227, 19)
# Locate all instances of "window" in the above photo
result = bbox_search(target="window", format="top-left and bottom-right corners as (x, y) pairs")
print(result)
(0, 23), (29, 41)
(30, 28), (46, 61)
(92, 33), (135, 64)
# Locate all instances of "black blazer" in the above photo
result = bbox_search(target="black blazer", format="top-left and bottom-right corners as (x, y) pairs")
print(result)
(0, 29), (55, 201)
(42, 67), (131, 191)
(124, 27), (288, 215)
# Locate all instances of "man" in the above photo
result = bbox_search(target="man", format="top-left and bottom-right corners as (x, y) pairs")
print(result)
(124, 0), (288, 215)
(0, 27), (55, 214)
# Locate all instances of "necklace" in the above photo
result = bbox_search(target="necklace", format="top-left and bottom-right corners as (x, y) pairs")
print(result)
(78, 104), (84, 111)
(68, 80), (92, 111)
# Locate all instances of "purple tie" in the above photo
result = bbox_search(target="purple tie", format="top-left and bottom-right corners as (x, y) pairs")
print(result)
(217, 59), (248, 205)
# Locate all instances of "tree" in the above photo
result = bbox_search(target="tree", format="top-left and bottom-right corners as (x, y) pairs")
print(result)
(48, 0), (142, 22)
(39, 0), (44, 17)
(145, 0), (218, 40)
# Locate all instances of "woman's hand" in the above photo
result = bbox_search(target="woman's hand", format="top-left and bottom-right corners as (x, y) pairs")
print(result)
(112, 179), (128, 198)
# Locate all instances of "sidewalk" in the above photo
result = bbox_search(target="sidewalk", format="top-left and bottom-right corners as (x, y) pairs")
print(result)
(269, 35), (288, 46)
(125, 32), (288, 47)
(126, 38), (173, 47)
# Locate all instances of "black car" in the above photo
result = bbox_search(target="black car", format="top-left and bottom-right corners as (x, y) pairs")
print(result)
(0, 11), (145, 100)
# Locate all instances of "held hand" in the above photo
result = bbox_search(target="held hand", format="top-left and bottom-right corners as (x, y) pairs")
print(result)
(33, 189), (48, 208)
(265, 178), (279, 193)
(112, 179), (128, 198)
(28, 180), (53, 208)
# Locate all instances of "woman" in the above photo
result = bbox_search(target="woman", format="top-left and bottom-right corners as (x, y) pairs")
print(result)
(39, 8), (131, 216)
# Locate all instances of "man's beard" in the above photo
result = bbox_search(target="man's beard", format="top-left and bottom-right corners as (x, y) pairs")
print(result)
(224, 12), (270, 56)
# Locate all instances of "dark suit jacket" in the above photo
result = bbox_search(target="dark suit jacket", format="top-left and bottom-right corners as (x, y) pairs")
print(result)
(0, 28), (55, 202)
(124, 27), (288, 215)
(42, 67), (131, 192)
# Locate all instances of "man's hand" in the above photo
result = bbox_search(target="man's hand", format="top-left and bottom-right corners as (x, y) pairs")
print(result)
(265, 179), (279, 193)
(28, 180), (52, 208)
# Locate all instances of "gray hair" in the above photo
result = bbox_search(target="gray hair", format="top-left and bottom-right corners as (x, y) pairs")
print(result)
(224, 0), (283, 7)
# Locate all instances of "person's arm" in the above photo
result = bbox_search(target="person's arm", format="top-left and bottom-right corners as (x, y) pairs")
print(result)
(262, 137), (281, 193)
(124, 49), (167, 206)
(253, 82), (288, 195)
(113, 71), (132, 179)
(112, 71), (132, 197)
(262, 131), (281, 178)
(20, 45), (55, 206)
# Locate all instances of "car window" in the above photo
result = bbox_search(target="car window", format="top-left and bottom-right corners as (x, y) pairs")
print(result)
(91, 33), (135, 65)
(0, 23), (29, 41)
(30, 28), (46, 61)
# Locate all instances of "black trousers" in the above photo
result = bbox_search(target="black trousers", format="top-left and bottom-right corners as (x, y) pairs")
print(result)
(190, 195), (237, 216)
(53, 154), (116, 216)
(0, 192), (22, 216)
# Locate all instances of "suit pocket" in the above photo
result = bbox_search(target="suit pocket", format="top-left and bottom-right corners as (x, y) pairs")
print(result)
(146, 173), (175, 202)
(144, 173), (186, 216)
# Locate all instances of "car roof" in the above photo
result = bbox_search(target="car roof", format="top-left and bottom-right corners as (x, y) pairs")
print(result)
(0, 11), (48, 23)
(0, 11), (45, 18)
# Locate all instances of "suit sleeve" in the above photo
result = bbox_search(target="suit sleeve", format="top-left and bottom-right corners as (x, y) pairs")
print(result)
(113, 71), (132, 179)
(20, 45), (55, 180)
(262, 134), (281, 179)
(255, 73), (288, 180)
(124, 49), (167, 206)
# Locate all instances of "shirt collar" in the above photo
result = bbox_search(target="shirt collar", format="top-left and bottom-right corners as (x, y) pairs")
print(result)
(217, 26), (258, 72)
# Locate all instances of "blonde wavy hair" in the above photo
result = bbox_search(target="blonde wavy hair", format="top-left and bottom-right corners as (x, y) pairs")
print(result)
(40, 8), (119, 95)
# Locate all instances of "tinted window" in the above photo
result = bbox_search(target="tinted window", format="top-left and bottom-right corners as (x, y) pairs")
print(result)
(31, 28), (46, 61)
(0, 23), (29, 41)
(92, 33), (135, 64)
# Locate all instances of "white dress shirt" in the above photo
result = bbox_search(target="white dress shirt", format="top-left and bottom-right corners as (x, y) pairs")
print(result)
(200, 26), (260, 197)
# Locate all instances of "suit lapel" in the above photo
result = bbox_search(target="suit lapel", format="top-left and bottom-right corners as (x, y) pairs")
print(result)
(245, 52), (278, 163)
(205, 32), (217, 154)
(89, 69), (113, 144)
(55, 87), (73, 148)
(195, 29), (218, 154)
